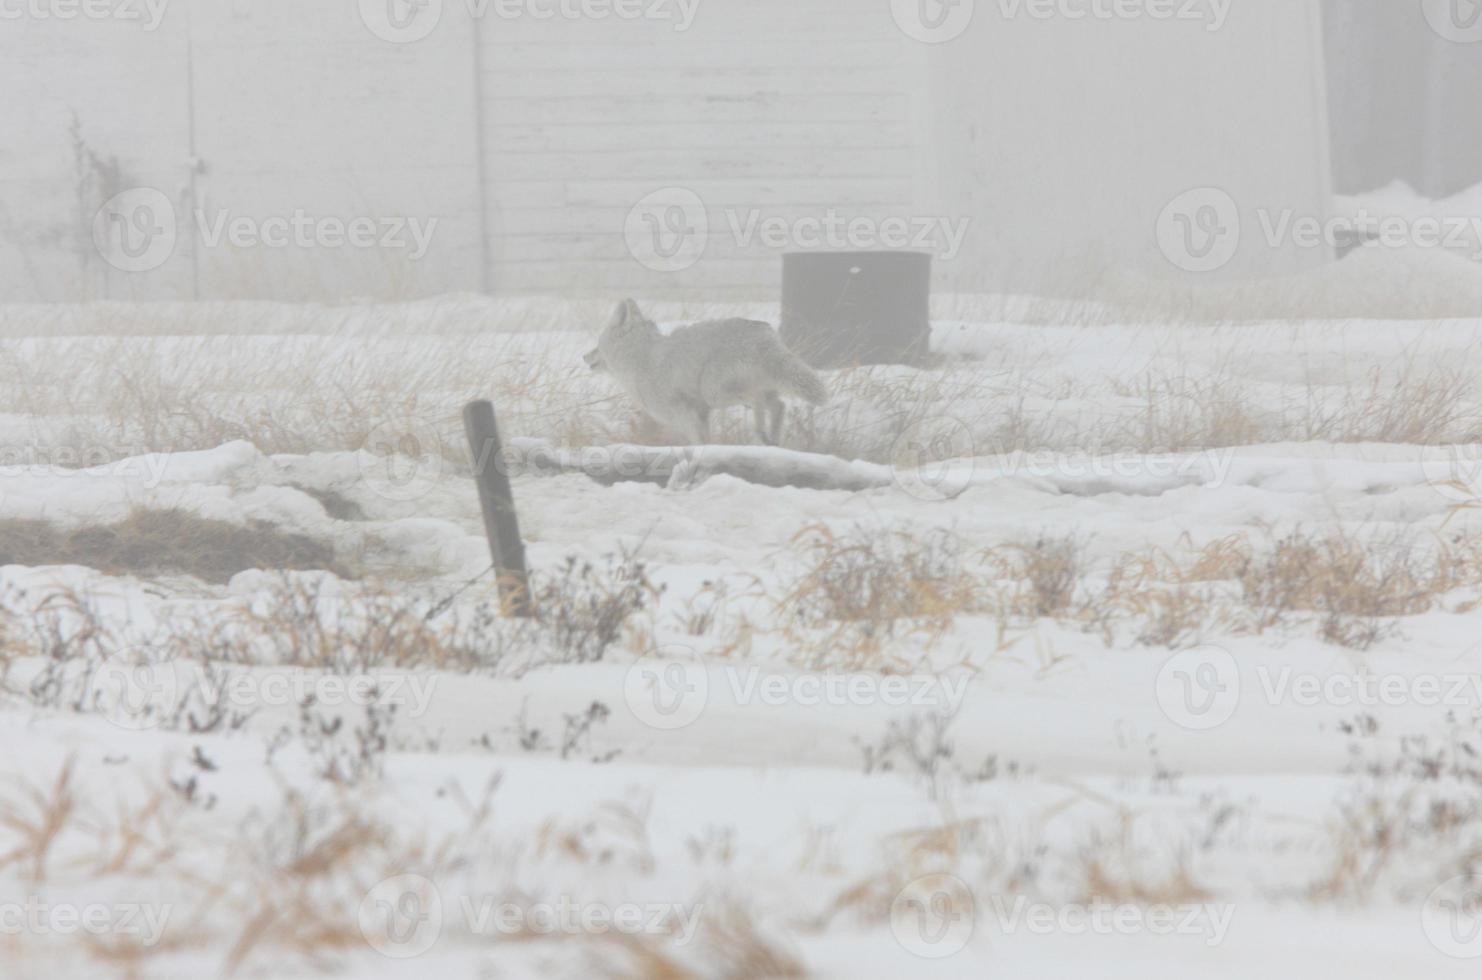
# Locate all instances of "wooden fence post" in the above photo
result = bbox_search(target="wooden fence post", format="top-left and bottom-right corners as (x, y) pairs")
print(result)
(462, 400), (533, 617)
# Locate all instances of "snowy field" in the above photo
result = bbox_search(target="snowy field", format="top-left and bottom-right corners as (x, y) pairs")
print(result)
(3, 295), (1482, 977)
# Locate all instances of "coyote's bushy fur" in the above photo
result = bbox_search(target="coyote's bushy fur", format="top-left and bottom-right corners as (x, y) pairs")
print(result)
(584, 299), (828, 445)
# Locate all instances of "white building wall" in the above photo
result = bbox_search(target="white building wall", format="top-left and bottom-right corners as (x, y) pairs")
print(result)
(0, 0), (1338, 303)
(916, 0), (1334, 295)
(477, 1), (918, 297)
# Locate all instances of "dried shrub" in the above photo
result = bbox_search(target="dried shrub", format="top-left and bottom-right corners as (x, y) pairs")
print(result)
(0, 509), (347, 583)
(984, 534), (1086, 620)
(533, 550), (661, 664)
(778, 524), (979, 669)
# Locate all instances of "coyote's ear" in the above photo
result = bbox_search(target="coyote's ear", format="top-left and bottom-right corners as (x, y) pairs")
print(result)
(607, 298), (643, 330)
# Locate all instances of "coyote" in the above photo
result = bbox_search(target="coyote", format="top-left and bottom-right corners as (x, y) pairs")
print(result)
(584, 299), (828, 445)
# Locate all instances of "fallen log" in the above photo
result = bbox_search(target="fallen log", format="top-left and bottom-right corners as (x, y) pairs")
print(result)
(502, 438), (894, 492)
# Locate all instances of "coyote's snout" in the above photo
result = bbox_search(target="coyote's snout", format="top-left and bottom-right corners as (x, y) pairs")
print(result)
(585, 299), (828, 446)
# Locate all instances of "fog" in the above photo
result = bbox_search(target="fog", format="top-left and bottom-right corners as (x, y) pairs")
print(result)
(3, 0), (1479, 306)
(4, 5), (1482, 978)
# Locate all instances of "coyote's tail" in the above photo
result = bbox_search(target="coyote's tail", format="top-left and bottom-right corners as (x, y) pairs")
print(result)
(771, 347), (830, 405)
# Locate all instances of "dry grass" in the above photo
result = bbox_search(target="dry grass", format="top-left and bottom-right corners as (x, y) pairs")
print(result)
(1232, 530), (1446, 648)
(1074, 816), (1213, 906)
(984, 535), (1086, 620)
(0, 756), (79, 881)
(1310, 715), (1482, 903)
(777, 524), (982, 669)
(760, 524), (1482, 663)
(0, 509), (347, 584)
(1, 304), (1480, 482)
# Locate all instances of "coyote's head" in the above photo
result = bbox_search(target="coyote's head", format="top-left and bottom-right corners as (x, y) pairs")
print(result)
(585, 298), (656, 373)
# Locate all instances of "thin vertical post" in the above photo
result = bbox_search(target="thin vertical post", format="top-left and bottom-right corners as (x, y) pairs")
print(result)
(462, 400), (532, 617)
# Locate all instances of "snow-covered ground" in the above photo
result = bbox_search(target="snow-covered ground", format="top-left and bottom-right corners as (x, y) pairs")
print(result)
(3, 299), (1482, 978)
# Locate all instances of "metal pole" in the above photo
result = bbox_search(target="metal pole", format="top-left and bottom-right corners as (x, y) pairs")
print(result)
(462, 400), (532, 617)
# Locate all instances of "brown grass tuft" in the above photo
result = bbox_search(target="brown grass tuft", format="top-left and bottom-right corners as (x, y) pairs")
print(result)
(0, 509), (347, 583)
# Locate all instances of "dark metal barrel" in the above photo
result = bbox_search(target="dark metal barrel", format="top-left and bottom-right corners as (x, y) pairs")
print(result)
(779, 251), (932, 368)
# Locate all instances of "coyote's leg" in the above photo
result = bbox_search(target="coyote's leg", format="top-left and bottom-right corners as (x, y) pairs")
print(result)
(752, 401), (775, 446)
(766, 393), (786, 446)
(653, 399), (708, 445)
